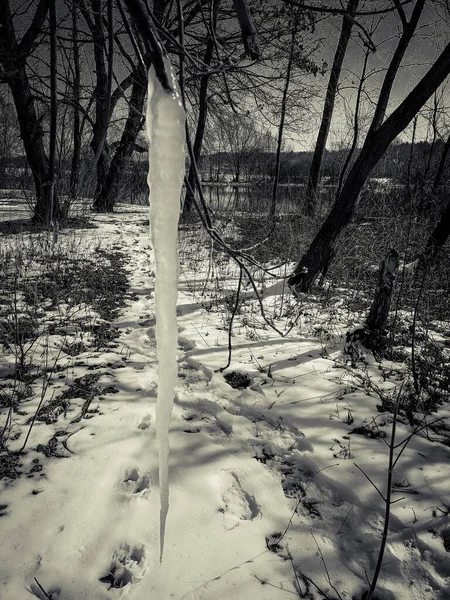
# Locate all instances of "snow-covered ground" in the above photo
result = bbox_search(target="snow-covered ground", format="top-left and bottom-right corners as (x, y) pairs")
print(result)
(0, 205), (449, 600)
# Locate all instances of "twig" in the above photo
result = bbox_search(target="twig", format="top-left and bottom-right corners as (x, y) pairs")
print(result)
(62, 427), (84, 454)
(217, 266), (243, 372)
(311, 531), (343, 600)
(336, 506), (353, 535)
(33, 577), (52, 600)
(365, 386), (402, 600)
(353, 463), (386, 503)
(286, 544), (304, 597)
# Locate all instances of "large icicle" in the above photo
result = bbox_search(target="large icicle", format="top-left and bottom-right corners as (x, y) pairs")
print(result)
(146, 59), (185, 560)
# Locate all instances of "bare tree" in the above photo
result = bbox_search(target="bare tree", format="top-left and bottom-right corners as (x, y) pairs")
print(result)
(0, 0), (61, 222)
(421, 198), (450, 265)
(432, 131), (450, 192)
(270, 27), (297, 220)
(182, 0), (220, 218)
(288, 0), (443, 293)
(78, 0), (114, 210)
(44, 0), (58, 226)
(288, 40), (450, 292)
(304, 0), (360, 216)
(69, 0), (82, 201)
(0, 98), (21, 188)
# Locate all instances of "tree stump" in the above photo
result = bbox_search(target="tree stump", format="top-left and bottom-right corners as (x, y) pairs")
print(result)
(346, 249), (399, 361)
(366, 248), (399, 333)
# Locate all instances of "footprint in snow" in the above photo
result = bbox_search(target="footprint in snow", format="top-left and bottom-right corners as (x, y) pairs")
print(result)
(122, 468), (151, 497)
(218, 471), (259, 524)
(182, 401), (233, 436)
(138, 414), (152, 431)
(100, 543), (148, 589)
(178, 335), (196, 352)
(178, 358), (213, 384)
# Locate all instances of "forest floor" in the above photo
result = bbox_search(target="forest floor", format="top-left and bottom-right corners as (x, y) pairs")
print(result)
(0, 203), (449, 600)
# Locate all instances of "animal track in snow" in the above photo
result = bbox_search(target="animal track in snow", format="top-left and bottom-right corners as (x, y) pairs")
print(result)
(138, 413), (152, 430)
(182, 401), (233, 437)
(178, 335), (196, 351)
(178, 358), (213, 384)
(122, 468), (151, 496)
(99, 543), (148, 589)
(218, 471), (259, 522)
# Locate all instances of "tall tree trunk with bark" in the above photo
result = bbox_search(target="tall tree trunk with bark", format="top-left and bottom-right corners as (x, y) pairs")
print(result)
(93, 63), (147, 211)
(0, 0), (61, 222)
(182, 0), (219, 219)
(368, 0), (425, 133)
(422, 198), (450, 264)
(40, 0), (58, 225)
(336, 43), (370, 195)
(70, 0), (82, 201)
(432, 133), (450, 192)
(304, 0), (359, 216)
(79, 0), (113, 211)
(270, 28), (296, 220)
(288, 40), (450, 292)
(8, 68), (50, 218)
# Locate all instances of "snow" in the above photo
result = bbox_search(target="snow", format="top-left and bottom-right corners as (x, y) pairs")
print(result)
(0, 203), (449, 600)
(146, 59), (185, 560)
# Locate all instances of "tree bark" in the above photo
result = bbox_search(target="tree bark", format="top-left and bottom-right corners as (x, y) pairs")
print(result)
(369, 0), (425, 133)
(422, 197), (450, 264)
(270, 28), (296, 220)
(93, 63), (147, 211)
(304, 0), (359, 216)
(69, 0), (81, 201)
(346, 249), (399, 359)
(0, 0), (61, 222)
(289, 40), (450, 293)
(79, 0), (113, 207)
(432, 133), (450, 192)
(366, 249), (399, 333)
(8, 68), (50, 219)
(182, 0), (219, 218)
(232, 0), (261, 59)
(41, 0), (58, 226)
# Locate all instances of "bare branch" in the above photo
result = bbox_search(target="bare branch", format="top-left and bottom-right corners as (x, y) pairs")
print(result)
(18, 0), (50, 57)
(122, 0), (172, 90)
(282, 0), (414, 16)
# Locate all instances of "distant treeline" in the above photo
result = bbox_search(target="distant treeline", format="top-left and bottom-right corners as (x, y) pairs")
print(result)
(201, 139), (450, 183)
(2, 139), (448, 200)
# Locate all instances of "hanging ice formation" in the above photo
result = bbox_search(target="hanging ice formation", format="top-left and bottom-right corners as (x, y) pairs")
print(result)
(146, 58), (185, 561)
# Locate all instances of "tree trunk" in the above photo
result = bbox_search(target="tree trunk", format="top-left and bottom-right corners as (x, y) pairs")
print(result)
(232, 0), (261, 59)
(366, 249), (399, 333)
(346, 249), (399, 360)
(79, 0), (113, 208)
(183, 0), (219, 219)
(270, 28), (296, 220)
(8, 69), (48, 215)
(369, 0), (425, 133)
(304, 0), (359, 216)
(422, 197), (450, 264)
(432, 133), (450, 192)
(70, 0), (81, 201)
(93, 64), (147, 211)
(288, 40), (450, 293)
(0, 0), (60, 222)
(41, 0), (58, 226)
